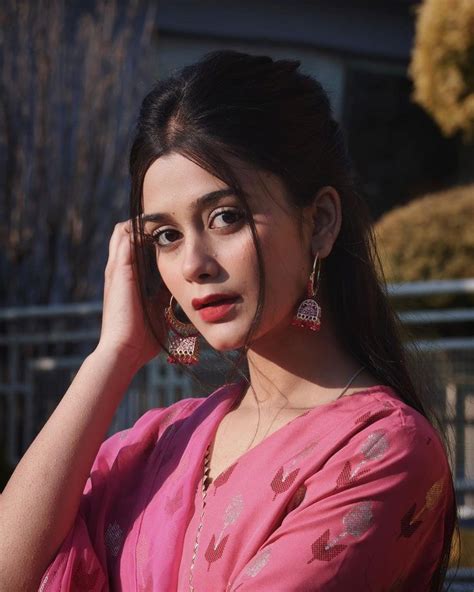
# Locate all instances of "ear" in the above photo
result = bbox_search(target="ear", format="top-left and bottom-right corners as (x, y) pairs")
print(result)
(308, 186), (342, 259)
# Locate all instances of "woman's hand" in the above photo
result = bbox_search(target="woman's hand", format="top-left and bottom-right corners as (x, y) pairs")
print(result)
(96, 219), (169, 372)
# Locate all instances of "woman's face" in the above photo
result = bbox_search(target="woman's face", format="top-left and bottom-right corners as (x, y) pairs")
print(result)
(142, 152), (313, 351)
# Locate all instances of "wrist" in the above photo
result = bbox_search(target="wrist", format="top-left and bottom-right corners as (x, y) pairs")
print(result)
(89, 344), (143, 378)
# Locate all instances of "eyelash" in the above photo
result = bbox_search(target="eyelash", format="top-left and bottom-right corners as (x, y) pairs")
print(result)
(148, 207), (246, 247)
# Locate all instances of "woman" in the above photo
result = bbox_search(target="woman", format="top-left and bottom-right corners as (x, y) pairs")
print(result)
(0, 50), (456, 591)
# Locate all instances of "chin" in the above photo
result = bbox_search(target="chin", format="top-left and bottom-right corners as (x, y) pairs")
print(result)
(205, 337), (247, 353)
(202, 326), (249, 353)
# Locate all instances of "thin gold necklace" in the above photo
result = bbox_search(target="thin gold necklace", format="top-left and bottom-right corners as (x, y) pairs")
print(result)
(187, 365), (366, 591)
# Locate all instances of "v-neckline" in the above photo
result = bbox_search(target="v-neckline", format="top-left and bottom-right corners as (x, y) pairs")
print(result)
(204, 380), (395, 488)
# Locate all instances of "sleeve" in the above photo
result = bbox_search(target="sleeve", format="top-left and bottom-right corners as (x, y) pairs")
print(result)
(38, 398), (199, 591)
(227, 411), (455, 592)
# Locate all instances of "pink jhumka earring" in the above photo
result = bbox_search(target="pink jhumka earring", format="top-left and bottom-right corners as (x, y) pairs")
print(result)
(164, 295), (200, 364)
(291, 251), (322, 331)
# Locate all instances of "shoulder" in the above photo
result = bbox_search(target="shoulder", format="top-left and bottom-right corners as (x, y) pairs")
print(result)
(97, 396), (205, 462)
(320, 385), (453, 504)
(349, 385), (447, 455)
(91, 381), (242, 473)
(332, 385), (444, 443)
(84, 397), (202, 487)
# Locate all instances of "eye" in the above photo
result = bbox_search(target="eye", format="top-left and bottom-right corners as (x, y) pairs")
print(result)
(150, 227), (181, 247)
(147, 207), (245, 248)
(210, 207), (245, 228)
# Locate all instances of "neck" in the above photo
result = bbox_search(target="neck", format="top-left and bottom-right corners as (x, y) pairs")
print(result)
(242, 303), (370, 410)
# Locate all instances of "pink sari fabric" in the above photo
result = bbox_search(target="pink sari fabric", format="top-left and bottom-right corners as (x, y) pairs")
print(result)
(39, 382), (454, 591)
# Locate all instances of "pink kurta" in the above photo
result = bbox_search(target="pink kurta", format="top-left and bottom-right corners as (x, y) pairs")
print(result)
(39, 381), (454, 591)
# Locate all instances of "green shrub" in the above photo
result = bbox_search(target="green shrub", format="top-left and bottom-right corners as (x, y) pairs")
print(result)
(408, 0), (474, 142)
(374, 183), (474, 311)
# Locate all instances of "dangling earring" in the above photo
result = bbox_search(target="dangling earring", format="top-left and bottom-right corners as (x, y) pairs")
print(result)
(291, 252), (322, 331)
(164, 295), (200, 364)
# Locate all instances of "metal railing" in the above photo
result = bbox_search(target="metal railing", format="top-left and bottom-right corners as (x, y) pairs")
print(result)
(1, 278), (473, 585)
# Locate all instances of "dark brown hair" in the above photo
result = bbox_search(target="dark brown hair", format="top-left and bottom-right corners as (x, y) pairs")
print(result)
(129, 50), (458, 588)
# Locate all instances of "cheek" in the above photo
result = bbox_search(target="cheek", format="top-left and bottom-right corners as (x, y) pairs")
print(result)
(154, 252), (178, 296)
(260, 232), (307, 317)
(222, 229), (258, 282)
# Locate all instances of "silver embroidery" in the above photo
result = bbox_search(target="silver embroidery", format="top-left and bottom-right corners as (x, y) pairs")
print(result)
(360, 430), (389, 460)
(223, 493), (244, 528)
(105, 521), (124, 557)
(326, 501), (375, 548)
(213, 493), (245, 549)
(342, 501), (374, 537)
(282, 441), (318, 479)
(244, 547), (272, 577)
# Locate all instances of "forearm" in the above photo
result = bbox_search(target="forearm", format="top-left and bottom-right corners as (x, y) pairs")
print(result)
(0, 346), (137, 590)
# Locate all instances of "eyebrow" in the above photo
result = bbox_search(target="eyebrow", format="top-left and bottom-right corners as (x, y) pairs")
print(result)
(141, 188), (236, 224)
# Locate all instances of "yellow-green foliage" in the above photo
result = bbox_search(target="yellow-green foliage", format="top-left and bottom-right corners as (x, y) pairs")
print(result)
(408, 0), (474, 142)
(375, 184), (474, 285)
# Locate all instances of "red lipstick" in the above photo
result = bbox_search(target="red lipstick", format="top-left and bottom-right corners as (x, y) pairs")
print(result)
(192, 293), (240, 322)
(192, 293), (239, 310)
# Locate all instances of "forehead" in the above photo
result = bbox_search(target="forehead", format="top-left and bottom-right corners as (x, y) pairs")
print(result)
(142, 152), (291, 214)
(143, 153), (225, 210)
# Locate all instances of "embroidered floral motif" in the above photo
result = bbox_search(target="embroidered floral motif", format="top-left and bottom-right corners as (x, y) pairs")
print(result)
(228, 548), (273, 591)
(359, 430), (389, 461)
(270, 466), (300, 500)
(399, 476), (445, 538)
(205, 533), (230, 571)
(213, 462), (238, 495)
(355, 404), (392, 425)
(204, 493), (245, 571)
(223, 493), (244, 527)
(308, 528), (347, 562)
(342, 501), (374, 537)
(399, 503), (423, 538)
(104, 521), (124, 558)
(284, 440), (318, 470)
(308, 501), (375, 562)
(335, 460), (370, 489)
(243, 547), (272, 577)
(334, 431), (389, 490)
(416, 477), (445, 517)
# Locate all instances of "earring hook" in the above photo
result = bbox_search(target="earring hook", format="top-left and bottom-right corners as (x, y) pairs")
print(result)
(308, 252), (321, 298)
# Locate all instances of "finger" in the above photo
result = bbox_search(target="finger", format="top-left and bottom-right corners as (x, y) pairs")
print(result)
(105, 221), (131, 274)
(115, 231), (135, 266)
(123, 219), (133, 234)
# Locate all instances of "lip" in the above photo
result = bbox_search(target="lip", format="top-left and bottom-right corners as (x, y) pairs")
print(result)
(197, 298), (239, 322)
(192, 292), (240, 310)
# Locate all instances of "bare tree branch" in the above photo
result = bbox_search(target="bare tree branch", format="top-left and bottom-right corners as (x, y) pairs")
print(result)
(0, 0), (157, 305)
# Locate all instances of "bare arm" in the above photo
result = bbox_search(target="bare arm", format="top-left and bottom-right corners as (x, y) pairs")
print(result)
(0, 221), (167, 591)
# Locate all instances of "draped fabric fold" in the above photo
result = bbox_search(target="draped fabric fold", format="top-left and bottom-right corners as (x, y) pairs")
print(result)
(39, 382), (454, 592)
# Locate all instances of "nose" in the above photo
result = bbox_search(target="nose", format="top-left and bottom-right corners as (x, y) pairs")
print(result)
(181, 234), (220, 282)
